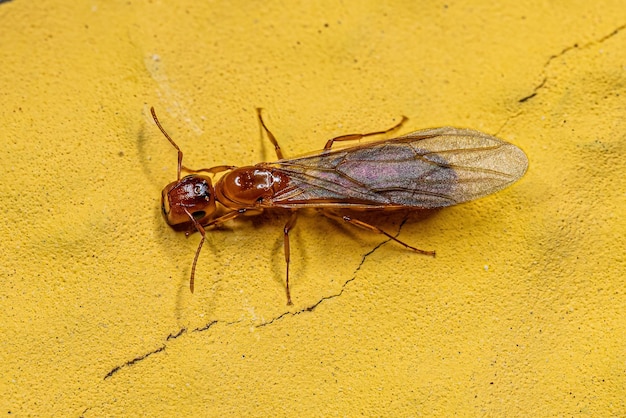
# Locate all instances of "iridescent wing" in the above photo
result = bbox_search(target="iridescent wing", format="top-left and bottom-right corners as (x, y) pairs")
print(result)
(267, 127), (528, 209)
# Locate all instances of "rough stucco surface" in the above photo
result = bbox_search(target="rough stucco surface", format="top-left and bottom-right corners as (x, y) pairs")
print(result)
(1, 1), (625, 416)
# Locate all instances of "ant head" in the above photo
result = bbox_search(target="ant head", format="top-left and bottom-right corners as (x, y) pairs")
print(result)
(161, 175), (216, 227)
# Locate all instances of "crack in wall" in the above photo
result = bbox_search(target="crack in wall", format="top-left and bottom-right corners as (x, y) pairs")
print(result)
(518, 22), (626, 103)
(257, 216), (411, 327)
(104, 345), (166, 380)
(103, 217), (414, 379)
(103, 321), (217, 380)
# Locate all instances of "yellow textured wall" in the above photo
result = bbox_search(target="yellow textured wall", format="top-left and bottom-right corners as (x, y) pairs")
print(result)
(2, 1), (625, 416)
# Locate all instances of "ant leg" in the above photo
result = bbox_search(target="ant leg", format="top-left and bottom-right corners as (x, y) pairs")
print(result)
(256, 108), (285, 160)
(321, 211), (436, 256)
(182, 165), (236, 177)
(283, 211), (298, 305)
(203, 209), (251, 228)
(324, 116), (408, 151)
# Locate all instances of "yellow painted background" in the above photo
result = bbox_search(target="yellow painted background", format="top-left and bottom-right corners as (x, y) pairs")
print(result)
(1, 0), (625, 416)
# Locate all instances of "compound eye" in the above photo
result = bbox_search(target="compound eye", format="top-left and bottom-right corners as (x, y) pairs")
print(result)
(191, 210), (206, 220)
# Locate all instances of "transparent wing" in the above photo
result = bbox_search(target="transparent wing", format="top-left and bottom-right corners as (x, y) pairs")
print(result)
(268, 127), (528, 209)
